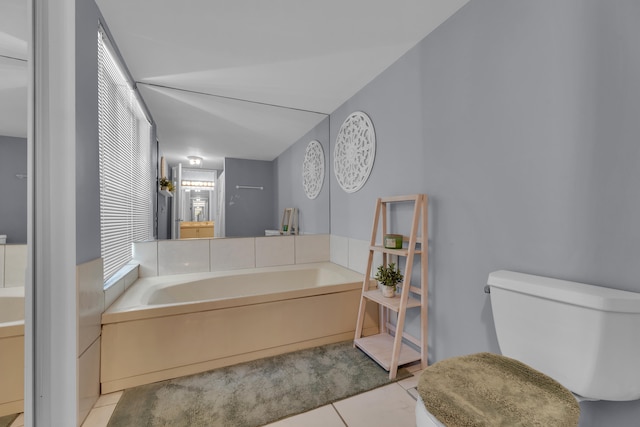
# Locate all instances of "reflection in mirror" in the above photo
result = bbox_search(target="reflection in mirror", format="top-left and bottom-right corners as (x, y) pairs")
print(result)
(90, 3), (333, 241)
(156, 113), (330, 240)
(187, 192), (209, 222)
(170, 165), (218, 239)
(0, 11), (28, 245)
(0, 0), (28, 421)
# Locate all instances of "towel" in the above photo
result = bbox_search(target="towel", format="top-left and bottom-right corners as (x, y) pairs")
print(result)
(417, 352), (580, 427)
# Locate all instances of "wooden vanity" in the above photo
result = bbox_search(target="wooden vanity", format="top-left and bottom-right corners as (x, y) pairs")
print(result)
(179, 221), (214, 239)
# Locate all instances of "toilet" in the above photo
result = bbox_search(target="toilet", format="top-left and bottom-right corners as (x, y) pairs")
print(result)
(416, 270), (640, 426)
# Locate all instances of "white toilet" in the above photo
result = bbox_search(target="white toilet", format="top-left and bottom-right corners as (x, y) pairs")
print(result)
(416, 270), (640, 426)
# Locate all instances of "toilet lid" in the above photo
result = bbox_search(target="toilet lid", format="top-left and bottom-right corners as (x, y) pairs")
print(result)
(417, 352), (580, 427)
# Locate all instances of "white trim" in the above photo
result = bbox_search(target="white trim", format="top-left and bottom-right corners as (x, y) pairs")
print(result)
(29, 0), (78, 425)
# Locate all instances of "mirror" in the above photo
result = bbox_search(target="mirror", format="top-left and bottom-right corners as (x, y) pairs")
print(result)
(0, 2), (333, 244)
(156, 113), (331, 240)
(94, 0), (332, 241)
(0, 0), (28, 246)
(0, 1), (28, 422)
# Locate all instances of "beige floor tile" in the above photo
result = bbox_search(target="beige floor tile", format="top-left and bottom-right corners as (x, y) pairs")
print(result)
(81, 404), (117, 427)
(264, 405), (345, 427)
(9, 413), (24, 427)
(333, 383), (417, 427)
(407, 387), (420, 400)
(94, 391), (123, 408)
(398, 369), (423, 390)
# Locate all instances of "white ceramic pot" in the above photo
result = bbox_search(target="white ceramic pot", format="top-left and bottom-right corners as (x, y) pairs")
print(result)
(382, 285), (395, 298)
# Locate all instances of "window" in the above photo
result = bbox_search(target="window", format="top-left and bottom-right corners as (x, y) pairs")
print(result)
(98, 29), (153, 282)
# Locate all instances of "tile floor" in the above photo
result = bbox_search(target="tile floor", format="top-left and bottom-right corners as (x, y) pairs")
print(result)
(72, 364), (423, 427)
(7, 366), (422, 427)
(8, 413), (23, 427)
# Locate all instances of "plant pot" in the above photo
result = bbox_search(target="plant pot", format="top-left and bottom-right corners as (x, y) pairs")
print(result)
(382, 285), (395, 298)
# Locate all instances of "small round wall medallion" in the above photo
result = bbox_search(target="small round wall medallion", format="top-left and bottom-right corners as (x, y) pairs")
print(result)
(334, 111), (376, 193)
(302, 140), (325, 200)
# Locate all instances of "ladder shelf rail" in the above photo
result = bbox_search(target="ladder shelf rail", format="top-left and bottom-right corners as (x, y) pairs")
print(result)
(353, 194), (429, 379)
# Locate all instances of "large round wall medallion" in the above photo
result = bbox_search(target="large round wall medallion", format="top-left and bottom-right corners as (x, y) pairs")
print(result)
(334, 111), (376, 193)
(302, 140), (325, 200)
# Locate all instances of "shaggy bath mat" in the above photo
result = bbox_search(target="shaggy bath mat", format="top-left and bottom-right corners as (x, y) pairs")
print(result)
(108, 341), (411, 427)
(0, 414), (18, 427)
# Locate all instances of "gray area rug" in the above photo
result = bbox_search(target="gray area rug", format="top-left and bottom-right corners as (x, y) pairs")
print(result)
(0, 414), (18, 427)
(108, 341), (411, 427)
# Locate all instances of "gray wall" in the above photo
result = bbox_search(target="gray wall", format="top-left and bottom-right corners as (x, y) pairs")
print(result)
(224, 157), (275, 237)
(76, 0), (101, 264)
(274, 116), (330, 235)
(0, 136), (27, 243)
(329, 0), (640, 425)
(157, 192), (172, 240)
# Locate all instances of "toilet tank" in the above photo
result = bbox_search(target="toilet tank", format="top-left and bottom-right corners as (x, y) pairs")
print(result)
(488, 270), (640, 401)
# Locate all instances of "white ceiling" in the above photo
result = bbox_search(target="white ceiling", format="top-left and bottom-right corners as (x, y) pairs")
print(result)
(97, 0), (470, 169)
(0, 0), (470, 168)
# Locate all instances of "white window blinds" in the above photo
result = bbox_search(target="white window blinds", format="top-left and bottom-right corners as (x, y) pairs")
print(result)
(98, 29), (153, 282)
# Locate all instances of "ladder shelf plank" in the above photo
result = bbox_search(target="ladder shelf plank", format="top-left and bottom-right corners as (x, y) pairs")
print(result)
(363, 289), (421, 311)
(370, 245), (422, 256)
(354, 334), (421, 370)
(353, 194), (428, 380)
(379, 195), (421, 203)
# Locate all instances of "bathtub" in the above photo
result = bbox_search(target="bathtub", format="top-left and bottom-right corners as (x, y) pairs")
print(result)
(0, 287), (24, 417)
(101, 262), (380, 393)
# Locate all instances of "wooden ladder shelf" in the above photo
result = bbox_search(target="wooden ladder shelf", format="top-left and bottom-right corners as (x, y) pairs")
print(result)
(354, 194), (428, 379)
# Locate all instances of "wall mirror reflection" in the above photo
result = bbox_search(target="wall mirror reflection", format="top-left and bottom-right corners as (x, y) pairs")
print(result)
(0, 0), (28, 423)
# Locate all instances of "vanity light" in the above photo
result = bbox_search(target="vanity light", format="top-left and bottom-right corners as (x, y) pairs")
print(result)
(187, 155), (203, 166)
(181, 180), (215, 189)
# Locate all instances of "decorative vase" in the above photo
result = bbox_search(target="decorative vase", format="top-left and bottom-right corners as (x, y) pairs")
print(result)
(382, 285), (395, 298)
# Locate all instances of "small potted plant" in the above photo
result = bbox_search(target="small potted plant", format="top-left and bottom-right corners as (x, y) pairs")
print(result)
(374, 262), (404, 297)
(159, 177), (174, 192)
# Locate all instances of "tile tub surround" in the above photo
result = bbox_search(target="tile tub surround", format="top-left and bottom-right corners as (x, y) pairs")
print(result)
(330, 235), (383, 274)
(100, 262), (379, 393)
(103, 263), (139, 311)
(255, 235), (295, 267)
(77, 258), (105, 425)
(158, 239), (211, 276)
(0, 287), (25, 417)
(0, 245), (4, 287)
(294, 234), (330, 264)
(210, 237), (255, 271)
(1, 245), (27, 288)
(133, 235), (331, 278)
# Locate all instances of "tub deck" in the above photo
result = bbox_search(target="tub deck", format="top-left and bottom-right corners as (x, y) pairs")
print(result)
(0, 287), (24, 417)
(101, 262), (379, 393)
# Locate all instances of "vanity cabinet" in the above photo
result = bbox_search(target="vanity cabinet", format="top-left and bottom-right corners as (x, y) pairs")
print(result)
(179, 221), (214, 239)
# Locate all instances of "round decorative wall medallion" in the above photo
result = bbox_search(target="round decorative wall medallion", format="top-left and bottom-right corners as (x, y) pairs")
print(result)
(302, 140), (325, 200)
(334, 111), (376, 193)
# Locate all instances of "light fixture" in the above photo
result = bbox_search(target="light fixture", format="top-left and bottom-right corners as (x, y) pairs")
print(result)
(181, 180), (215, 189)
(187, 155), (203, 166)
